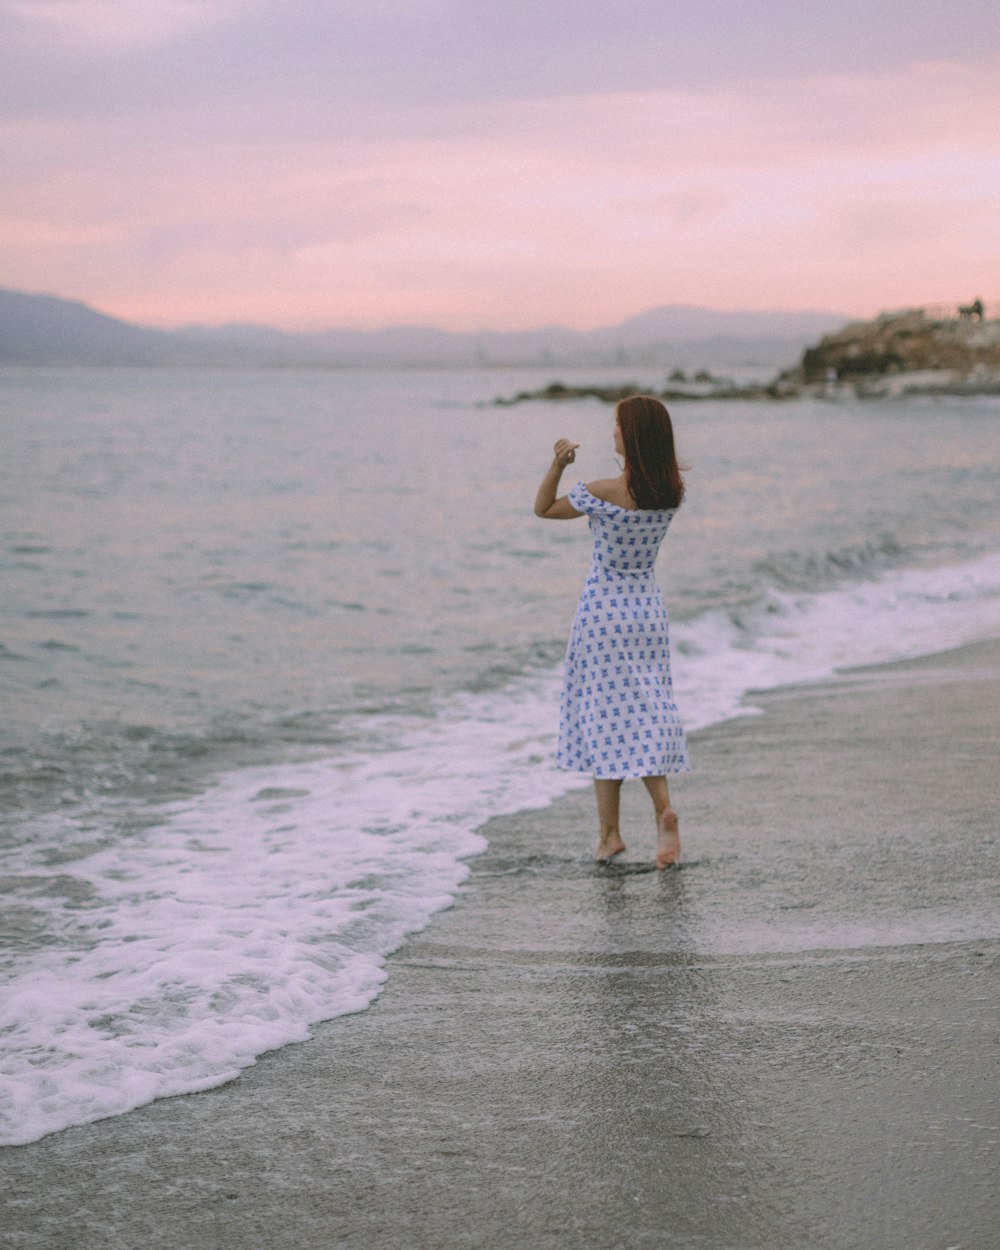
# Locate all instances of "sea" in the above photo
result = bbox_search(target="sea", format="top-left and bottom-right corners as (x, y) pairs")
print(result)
(2, 364), (999, 1147)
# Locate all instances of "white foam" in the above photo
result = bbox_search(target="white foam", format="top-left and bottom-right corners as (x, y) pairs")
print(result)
(0, 681), (580, 1147)
(3, 549), (999, 1146)
(673, 548), (1000, 726)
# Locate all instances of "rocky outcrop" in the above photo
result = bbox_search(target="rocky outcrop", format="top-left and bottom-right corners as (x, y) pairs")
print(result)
(783, 306), (1000, 395)
(492, 374), (798, 406)
(491, 305), (1000, 405)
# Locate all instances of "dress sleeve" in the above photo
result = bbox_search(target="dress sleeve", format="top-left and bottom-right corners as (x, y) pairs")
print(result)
(567, 481), (598, 514)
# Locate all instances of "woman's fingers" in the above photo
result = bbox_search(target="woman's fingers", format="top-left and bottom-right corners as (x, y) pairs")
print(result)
(554, 439), (580, 464)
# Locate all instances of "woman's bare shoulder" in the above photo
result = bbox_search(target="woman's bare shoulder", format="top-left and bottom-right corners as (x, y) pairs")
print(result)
(587, 476), (635, 509)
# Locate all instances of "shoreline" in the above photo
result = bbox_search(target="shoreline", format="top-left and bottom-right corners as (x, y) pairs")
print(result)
(3, 637), (999, 1248)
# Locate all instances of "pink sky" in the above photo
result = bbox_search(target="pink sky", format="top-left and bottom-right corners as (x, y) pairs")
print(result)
(2, 1), (999, 331)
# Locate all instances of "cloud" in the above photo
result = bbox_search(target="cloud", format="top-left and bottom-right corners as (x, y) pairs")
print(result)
(4, 0), (1000, 118)
(3, 0), (250, 51)
(2, 4), (999, 327)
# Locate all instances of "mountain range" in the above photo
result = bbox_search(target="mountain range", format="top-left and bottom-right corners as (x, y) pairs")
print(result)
(0, 287), (849, 369)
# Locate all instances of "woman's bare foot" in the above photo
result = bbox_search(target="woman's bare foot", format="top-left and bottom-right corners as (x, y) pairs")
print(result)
(655, 809), (681, 869)
(595, 835), (626, 863)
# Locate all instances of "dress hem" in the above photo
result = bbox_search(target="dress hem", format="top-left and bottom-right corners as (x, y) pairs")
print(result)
(555, 762), (692, 779)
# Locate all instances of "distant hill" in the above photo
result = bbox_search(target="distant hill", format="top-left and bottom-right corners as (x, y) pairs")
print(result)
(0, 288), (229, 366)
(0, 288), (162, 365)
(0, 287), (848, 369)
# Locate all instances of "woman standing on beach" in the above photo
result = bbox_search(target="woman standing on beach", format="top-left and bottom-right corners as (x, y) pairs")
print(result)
(534, 395), (689, 868)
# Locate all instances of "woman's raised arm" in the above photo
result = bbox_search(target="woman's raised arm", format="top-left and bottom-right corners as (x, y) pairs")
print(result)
(534, 439), (583, 519)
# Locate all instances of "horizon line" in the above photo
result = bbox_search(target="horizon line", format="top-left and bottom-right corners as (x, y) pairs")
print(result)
(4, 285), (864, 336)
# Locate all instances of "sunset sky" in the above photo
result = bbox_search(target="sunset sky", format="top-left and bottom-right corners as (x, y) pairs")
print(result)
(3, 0), (999, 331)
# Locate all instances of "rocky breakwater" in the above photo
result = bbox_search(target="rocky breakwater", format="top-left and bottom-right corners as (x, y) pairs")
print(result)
(783, 306), (1000, 397)
(492, 372), (799, 407)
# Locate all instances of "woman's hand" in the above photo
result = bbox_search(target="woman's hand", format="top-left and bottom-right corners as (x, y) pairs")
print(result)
(535, 439), (584, 518)
(553, 439), (580, 466)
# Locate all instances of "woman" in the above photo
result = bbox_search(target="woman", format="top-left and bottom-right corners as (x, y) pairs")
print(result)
(534, 395), (689, 868)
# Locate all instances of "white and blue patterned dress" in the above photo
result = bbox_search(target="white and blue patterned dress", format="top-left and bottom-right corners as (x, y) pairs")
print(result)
(556, 482), (690, 779)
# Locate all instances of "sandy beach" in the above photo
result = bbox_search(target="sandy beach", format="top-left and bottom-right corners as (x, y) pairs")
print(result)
(3, 637), (999, 1250)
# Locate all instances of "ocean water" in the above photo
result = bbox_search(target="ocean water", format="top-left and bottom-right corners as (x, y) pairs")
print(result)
(2, 365), (999, 1146)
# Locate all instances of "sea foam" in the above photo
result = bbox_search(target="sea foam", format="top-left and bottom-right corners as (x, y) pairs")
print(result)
(0, 679), (576, 1147)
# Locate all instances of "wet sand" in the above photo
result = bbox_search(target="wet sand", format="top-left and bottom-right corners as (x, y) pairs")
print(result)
(3, 639), (1000, 1249)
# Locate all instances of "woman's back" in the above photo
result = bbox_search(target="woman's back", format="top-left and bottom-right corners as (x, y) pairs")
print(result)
(568, 482), (675, 575)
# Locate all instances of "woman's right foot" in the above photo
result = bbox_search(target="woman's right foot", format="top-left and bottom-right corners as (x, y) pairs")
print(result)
(655, 809), (681, 869)
(595, 836), (626, 863)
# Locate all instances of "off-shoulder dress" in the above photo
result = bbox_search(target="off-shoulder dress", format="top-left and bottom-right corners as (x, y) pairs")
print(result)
(556, 481), (690, 778)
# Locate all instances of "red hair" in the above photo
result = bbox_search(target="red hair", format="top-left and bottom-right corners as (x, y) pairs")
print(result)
(616, 395), (685, 510)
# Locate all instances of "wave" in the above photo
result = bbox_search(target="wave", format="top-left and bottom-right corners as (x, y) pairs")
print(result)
(673, 547), (1000, 728)
(0, 682), (574, 1147)
(752, 532), (909, 592)
(3, 548), (1000, 1146)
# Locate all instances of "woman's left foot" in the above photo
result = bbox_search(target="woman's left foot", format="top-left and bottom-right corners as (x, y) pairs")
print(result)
(655, 809), (681, 869)
(595, 837), (626, 863)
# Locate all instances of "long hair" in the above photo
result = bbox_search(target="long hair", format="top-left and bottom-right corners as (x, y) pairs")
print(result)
(616, 395), (685, 510)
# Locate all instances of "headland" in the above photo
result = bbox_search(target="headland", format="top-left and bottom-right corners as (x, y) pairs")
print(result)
(495, 299), (1000, 404)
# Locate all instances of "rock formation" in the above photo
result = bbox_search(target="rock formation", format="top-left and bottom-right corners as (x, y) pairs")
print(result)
(492, 302), (1000, 405)
(784, 304), (1000, 395)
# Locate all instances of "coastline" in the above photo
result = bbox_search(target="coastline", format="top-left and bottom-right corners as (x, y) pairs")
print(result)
(3, 638), (999, 1249)
(491, 367), (1000, 405)
(492, 307), (1000, 404)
